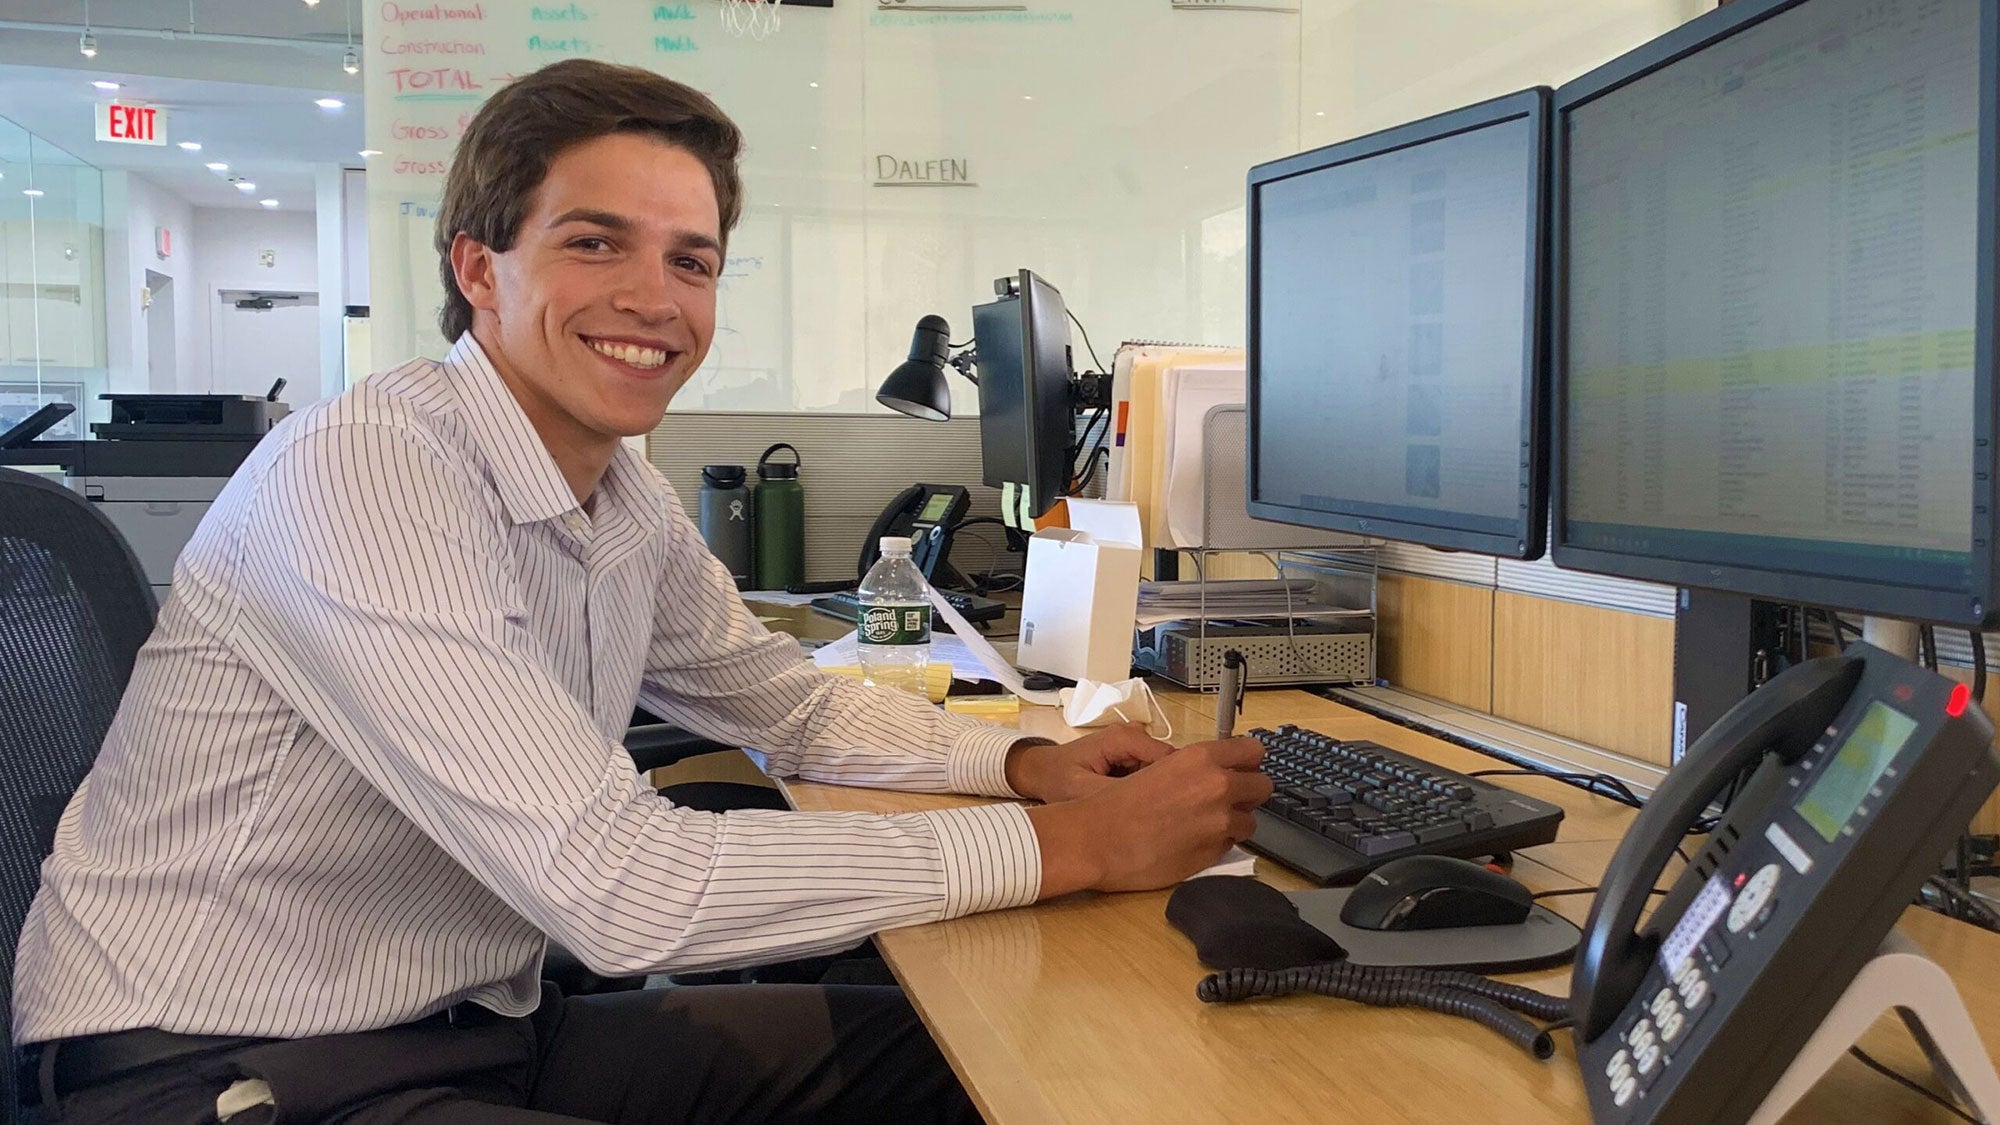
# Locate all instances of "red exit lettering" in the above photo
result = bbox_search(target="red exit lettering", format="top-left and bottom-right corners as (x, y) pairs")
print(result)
(117, 105), (153, 140)
(104, 104), (160, 142)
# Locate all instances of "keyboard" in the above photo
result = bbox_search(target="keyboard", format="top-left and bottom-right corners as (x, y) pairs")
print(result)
(1247, 724), (1566, 885)
(809, 589), (1007, 629)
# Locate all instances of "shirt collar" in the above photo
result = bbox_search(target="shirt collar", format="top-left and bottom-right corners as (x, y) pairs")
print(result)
(599, 441), (669, 538)
(442, 333), (667, 535)
(442, 333), (586, 526)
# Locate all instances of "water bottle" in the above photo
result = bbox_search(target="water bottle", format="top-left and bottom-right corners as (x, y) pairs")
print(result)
(697, 464), (752, 588)
(753, 442), (805, 590)
(856, 535), (932, 697)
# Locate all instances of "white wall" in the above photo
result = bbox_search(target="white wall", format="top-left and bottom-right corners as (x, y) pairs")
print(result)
(1299, 0), (1714, 150)
(189, 207), (318, 396)
(104, 172), (196, 398)
(364, 0), (1302, 408)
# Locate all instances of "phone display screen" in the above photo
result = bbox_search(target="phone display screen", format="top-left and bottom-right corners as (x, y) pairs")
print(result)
(1796, 702), (1917, 843)
(918, 493), (955, 524)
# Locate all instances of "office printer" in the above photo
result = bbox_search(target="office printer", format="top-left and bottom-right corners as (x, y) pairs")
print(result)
(93, 391), (289, 441)
(0, 383), (290, 598)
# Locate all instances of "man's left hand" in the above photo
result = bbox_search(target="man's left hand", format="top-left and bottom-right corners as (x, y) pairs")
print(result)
(1004, 723), (1177, 803)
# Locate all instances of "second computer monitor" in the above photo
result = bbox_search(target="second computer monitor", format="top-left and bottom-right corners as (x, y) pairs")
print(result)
(1552, 0), (1995, 624)
(973, 269), (1074, 520)
(1247, 88), (1552, 558)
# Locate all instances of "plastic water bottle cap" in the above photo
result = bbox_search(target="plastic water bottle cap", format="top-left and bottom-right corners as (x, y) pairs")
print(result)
(879, 535), (912, 555)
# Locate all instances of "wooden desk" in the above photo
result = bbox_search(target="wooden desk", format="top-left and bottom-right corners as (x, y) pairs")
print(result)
(786, 686), (2000, 1124)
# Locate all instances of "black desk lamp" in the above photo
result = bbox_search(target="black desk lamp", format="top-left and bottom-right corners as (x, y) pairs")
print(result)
(877, 314), (978, 421)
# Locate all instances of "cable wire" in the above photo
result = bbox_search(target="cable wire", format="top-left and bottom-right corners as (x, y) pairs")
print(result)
(1196, 962), (1566, 1058)
(1464, 768), (1644, 809)
(1846, 1046), (1979, 1124)
(1528, 887), (1667, 902)
(1065, 307), (1107, 375)
(1971, 630), (1987, 703)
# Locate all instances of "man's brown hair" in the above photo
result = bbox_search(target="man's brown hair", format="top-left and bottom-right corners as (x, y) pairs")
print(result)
(433, 59), (744, 342)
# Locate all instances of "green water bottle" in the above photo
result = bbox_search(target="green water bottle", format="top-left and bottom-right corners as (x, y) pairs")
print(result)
(753, 442), (805, 590)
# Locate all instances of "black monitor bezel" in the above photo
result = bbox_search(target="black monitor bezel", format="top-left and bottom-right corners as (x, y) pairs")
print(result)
(1548, 0), (2000, 626)
(972, 269), (1074, 519)
(1245, 86), (1553, 559)
(1017, 270), (1075, 518)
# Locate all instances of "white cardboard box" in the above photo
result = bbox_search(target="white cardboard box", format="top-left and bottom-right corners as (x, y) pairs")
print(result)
(1016, 499), (1143, 685)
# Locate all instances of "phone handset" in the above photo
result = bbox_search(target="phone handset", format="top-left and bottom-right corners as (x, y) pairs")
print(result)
(1570, 654), (1865, 1042)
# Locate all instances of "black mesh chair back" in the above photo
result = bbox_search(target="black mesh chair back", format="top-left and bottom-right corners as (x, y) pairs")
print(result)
(0, 469), (156, 1118)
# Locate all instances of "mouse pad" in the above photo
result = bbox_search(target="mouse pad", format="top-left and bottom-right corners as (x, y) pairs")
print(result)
(1286, 888), (1582, 974)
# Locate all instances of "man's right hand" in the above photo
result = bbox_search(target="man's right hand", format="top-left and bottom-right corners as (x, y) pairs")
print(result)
(1025, 737), (1272, 897)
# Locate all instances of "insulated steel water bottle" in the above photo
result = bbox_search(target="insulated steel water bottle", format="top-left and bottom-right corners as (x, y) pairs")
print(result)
(697, 464), (752, 589)
(752, 443), (805, 590)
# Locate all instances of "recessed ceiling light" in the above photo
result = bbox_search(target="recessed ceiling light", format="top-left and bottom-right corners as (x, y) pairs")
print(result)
(315, 97), (344, 110)
(1022, 95), (1034, 101)
(178, 141), (202, 152)
(92, 80), (120, 91)
(23, 189), (45, 198)
(1315, 111), (1326, 117)
(206, 162), (228, 172)
(259, 199), (280, 208)
(357, 149), (381, 158)
(236, 181), (257, 193)
(808, 82), (819, 88)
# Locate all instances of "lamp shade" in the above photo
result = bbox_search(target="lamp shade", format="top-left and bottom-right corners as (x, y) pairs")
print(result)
(876, 314), (955, 421)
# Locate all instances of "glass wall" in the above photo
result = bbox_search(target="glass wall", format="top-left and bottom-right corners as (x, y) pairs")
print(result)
(0, 115), (105, 440)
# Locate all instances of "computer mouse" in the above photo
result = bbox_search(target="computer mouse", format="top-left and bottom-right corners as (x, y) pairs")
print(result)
(1338, 855), (1534, 931)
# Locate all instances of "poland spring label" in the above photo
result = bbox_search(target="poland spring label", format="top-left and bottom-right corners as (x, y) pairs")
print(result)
(859, 604), (932, 645)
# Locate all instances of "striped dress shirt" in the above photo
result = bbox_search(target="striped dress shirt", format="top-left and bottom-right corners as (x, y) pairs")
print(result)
(13, 335), (1042, 1045)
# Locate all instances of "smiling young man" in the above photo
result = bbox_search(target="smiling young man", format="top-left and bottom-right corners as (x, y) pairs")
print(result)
(11, 60), (1271, 1123)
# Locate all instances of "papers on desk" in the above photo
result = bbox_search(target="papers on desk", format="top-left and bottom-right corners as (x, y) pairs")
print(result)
(811, 630), (997, 683)
(1187, 845), (1257, 881)
(1108, 345), (1245, 550)
(1134, 578), (1365, 629)
(740, 590), (828, 608)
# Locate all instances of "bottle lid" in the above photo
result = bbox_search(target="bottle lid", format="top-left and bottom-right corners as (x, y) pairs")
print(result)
(757, 443), (801, 480)
(879, 535), (913, 555)
(701, 464), (745, 488)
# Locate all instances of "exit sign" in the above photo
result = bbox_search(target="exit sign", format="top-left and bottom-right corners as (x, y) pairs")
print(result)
(96, 102), (165, 146)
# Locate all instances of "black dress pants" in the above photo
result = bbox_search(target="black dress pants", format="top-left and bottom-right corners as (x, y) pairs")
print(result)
(32, 983), (980, 1124)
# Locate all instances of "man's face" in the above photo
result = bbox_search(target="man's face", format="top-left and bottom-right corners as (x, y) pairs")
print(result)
(451, 132), (723, 446)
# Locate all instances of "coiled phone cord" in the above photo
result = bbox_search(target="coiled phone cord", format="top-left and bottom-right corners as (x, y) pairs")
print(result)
(1196, 963), (1567, 1059)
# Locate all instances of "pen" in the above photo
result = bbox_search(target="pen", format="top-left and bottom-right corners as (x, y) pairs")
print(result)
(1216, 649), (1246, 740)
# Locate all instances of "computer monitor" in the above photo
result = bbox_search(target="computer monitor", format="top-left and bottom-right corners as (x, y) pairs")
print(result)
(1552, 0), (1997, 625)
(972, 269), (1075, 519)
(1245, 88), (1552, 559)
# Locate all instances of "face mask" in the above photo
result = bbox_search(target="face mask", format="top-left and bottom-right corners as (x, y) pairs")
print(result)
(1058, 677), (1174, 739)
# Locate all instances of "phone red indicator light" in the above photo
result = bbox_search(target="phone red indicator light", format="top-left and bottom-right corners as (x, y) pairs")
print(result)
(1946, 682), (1971, 718)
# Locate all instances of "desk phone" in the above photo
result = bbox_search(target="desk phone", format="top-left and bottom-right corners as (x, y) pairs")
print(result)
(1572, 643), (1999, 1123)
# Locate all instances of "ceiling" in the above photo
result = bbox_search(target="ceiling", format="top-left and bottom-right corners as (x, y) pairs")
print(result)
(2, 0), (361, 45)
(0, 65), (364, 211)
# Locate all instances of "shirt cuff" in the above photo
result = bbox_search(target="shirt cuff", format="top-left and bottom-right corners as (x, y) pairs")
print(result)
(917, 803), (1043, 917)
(944, 722), (1035, 798)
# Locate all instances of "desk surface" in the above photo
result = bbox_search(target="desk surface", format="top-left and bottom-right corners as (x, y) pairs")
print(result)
(785, 683), (2000, 1124)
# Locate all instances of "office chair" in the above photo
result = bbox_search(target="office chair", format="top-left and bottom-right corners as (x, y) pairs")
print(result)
(0, 472), (780, 1035)
(0, 469), (157, 1122)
